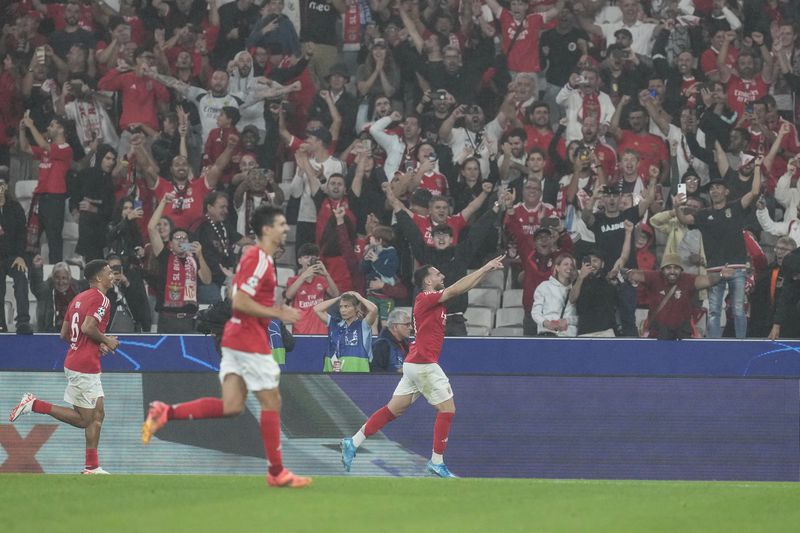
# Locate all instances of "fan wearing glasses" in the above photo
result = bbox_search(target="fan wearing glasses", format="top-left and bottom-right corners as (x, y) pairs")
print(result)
(370, 309), (413, 373)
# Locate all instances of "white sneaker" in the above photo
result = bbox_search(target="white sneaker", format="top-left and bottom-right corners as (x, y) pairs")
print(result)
(82, 467), (110, 475)
(9, 393), (35, 422)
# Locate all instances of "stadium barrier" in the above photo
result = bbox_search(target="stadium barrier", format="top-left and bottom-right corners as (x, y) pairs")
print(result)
(1, 372), (798, 481)
(0, 335), (799, 377)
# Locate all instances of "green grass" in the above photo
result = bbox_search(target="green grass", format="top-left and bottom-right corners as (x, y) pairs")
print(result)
(1, 475), (799, 533)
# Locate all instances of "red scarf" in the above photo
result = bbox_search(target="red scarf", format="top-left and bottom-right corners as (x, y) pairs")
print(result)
(342, 4), (361, 48)
(164, 253), (198, 309)
(580, 93), (600, 123)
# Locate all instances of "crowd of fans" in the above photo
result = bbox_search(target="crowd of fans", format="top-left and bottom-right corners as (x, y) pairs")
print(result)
(1, 0), (799, 351)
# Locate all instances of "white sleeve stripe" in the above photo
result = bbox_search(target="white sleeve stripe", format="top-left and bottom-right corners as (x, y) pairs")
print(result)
(252, 251), (269, 280)
(239, 283), (256, 296)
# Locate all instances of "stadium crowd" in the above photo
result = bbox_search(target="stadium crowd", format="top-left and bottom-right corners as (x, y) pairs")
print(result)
(1, 0), (800, 354)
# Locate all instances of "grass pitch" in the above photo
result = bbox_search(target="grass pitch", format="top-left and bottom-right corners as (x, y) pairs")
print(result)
(1, 475), (798, 533)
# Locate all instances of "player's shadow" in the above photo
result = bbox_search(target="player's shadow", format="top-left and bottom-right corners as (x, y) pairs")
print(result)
(141, 373), (264, 458)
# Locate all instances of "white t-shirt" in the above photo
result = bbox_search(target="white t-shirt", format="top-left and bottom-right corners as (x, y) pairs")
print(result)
(185, 86), (244, 143)
(447, 118), (504, 178)
(64, 98), (120, 151)
(289, 154), (346, 223)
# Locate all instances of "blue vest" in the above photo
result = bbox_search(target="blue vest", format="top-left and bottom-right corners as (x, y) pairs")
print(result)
(324, 317), (372, 372)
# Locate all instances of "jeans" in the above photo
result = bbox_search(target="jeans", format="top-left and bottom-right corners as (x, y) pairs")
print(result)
(707, 268), (747, 339)
(38, 193), (66, 263)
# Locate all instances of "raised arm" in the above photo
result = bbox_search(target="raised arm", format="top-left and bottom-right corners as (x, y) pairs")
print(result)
(459, 181), (493, 222)
(717, 31), (736, 84)
(740, 155), (763, 209)
(147, 192), (173, 257)
(349, 291), (379, 326)
(440, 254), (505, 303)
(313, 296), (342, 324)
(713, 140), (730, 178)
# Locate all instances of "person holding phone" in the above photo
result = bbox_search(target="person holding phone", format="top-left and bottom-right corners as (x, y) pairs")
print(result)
(147, 192), (212, 333)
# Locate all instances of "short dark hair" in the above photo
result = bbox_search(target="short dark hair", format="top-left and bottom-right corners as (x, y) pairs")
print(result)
(220, 106), (240, 126)
(204, 190), (228, 212)
(297, 243), (320, 259)
(410, 188), (433, 208)
(250, 205), (285, 237)
(505, 127), (527, 143)
(170, 227), (190, 241)
(414, 265), (433, 289)
(527, 102), (550, 116)
(371, 225), (394, 244)
(84, 260), (109, 282)
(431, 224), (453, 237)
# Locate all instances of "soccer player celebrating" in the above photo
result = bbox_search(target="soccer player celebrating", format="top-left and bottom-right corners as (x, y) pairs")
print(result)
(141, 206), (310, 488)
(340, 254), (505, 477)
(9, 260), (120, 474)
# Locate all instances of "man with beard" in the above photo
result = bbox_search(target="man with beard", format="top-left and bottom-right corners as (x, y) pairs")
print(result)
(674, 161), (762, 338)
(48, 0), (96, 61)
(145, 67), (299, 143)
(134, 129), (232, 230)
(626, 254), (735, 339)
(498, 128), (528, 185)
(571, 248), (621, 337)
(370, 111), (423, 180)
(416, 41), (494, 105)
(713, 146), (758, 203)
(557, 68), (615, 143)
(718, 31), (774, 117)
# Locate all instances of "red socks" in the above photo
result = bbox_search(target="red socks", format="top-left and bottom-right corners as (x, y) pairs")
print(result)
(32, 400), (52, 414)
(85, 448), (99, 470)
(260, 411), (283, 476)
(169, 398), (224, 420)
(364, 406), (397, 437)
(433, 412), (454, 455)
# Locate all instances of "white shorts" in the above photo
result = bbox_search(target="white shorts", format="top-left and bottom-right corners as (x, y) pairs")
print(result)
(393, 363), (453, 406)
(219, 347), (280, 392)
(63, 369), (104, 409)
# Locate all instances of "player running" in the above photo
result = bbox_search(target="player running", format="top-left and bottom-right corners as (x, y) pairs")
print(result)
(9, 260), (120, 474)
(141, 205), (310, 488)
(340, 255), (505, 477)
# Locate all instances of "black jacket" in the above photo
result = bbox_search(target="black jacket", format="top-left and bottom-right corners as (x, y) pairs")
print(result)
(0, 199), (27, 260)
(395, 208), (498, 314)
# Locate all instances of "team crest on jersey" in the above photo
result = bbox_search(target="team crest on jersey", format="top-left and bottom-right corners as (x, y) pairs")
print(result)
(75, 302), (81, 308)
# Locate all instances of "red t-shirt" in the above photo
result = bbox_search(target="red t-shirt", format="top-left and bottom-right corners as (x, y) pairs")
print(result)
(287, 274), (329, 335)
(413, 212), (468, 247)
(499, 10), (554, 73)
(405, 290), (447, 364)
(641, 271), (697, 334)
(97, 70), (169, 130)
(726, 75), (770, 117)
(699, 47), (738, 77)
(617, 130), (668, 177)
(418, 172), (449, 196)
(63, 288), (111, 374)
(151, 176), (212, 231)
(32, 143), (72, 194)
(509, 202), (556, 236)
(222, 247), (276, 353)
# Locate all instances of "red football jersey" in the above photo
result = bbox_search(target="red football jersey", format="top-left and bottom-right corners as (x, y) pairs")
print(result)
(32, 143), (72, 194)
(63, 288), (111, 374)
(287, 274), (329, 335)
(412, 213), (468, 247)
(405, 290), (446, 364)
(617, 130), (668, 177)
(150, 176), (212, 231)
(222, 246), (276, 354)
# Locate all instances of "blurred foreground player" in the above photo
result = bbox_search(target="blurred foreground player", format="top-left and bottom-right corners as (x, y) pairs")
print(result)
(141, 206), (311, 488)
(340, 255), (505, 477)
(9, 260), (120, 474)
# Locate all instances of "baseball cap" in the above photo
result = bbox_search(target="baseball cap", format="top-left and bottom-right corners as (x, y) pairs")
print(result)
(660, 253), (683, 269)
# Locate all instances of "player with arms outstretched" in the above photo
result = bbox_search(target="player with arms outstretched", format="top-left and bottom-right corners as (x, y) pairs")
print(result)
(9, 260), (120, 474)
(340, 255), (505, 477)
(141, 205), (310, 488)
